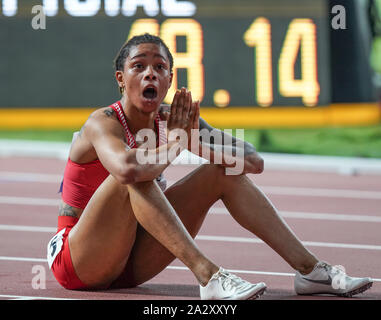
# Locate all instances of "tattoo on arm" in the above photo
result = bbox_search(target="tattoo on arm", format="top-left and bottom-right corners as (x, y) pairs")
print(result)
(59, 203), (79, 218)
(103, 107), (129, 144)
(104, 108), (115, 118)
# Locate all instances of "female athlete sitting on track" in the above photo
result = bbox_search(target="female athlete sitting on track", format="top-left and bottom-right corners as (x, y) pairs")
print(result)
(47, 33), (373, 300)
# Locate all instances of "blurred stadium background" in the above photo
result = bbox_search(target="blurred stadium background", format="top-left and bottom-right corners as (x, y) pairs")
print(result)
(0, 0), (380, 158)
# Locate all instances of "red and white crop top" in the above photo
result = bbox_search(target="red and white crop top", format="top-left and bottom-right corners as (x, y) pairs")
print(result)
(61, 101), (167, 209)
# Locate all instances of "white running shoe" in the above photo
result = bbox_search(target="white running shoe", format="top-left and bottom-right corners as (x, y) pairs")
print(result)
(294, 261), (373, 297)
(200, 267), (267, 300)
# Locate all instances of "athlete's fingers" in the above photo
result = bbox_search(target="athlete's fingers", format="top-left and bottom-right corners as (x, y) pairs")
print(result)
(176, 87), (186, 122)
(170, 90), (180, 120)
(188, 98), (194, 126)
(193, 100), (200, 130)
(184, 90), (192, 124)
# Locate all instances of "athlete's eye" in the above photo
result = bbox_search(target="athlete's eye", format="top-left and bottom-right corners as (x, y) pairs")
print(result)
(134, 63), (144, 69)
(157, 63), (167, 70)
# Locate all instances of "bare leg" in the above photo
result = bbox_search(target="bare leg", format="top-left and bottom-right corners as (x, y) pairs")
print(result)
(113, 164), (318, 288)
(112, 164), (226, 287)
(126, 179), (219, 285)
(69, 174), (218, 288)
(70, 164), (317, 289)
(220, 173), (318, 274)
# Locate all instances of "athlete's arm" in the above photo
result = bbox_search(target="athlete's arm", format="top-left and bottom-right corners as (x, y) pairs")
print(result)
(130, 89), (199, 182)
(85, 89), (194, 184)
(84, 109), (183, 185)
(196, 117), (264, 174)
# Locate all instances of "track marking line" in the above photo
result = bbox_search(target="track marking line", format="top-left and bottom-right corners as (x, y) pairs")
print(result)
(0, 256), (380, 282)
(0, 171), (62, 183)
(0, 196), (59, 206)
(210, 207), (381, 222)
(1, 194), (381, 222)
(0, 256), (47, 262)
(0, 294), (78, 300)
(0, 225), (56, 233)
(1, 225), (381, 250)
(195, 235), (381, 251)
(260, 186), (381, 200)
(2, 170), (381, 199)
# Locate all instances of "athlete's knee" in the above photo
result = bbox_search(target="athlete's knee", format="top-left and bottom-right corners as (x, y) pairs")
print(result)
(128, 179), (157, 191)
(202, 164), (248, 185)
(98, 174), (131, 200)
(126, 179), (164, 201)
(252, 156), (264, 174)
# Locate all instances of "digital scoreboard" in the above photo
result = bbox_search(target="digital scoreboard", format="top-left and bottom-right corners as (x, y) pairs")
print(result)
(0, 0), (331, 108)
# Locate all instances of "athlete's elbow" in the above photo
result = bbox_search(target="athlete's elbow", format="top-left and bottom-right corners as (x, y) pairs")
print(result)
(117, 164), (138, 185)
(115, 151), (140, 184)
(253, 157), (264, 174)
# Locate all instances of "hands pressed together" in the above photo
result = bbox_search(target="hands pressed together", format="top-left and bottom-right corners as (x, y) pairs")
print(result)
(162, 87), (200, 151)
(162, 87), (263, 175)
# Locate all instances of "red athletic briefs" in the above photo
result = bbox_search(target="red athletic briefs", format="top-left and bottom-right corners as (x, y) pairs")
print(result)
(48, 216), (86, 290)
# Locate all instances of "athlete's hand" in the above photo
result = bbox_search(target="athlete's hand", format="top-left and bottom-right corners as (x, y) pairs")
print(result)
(218, 151), (264, 175)
(164, 87), (199, 150)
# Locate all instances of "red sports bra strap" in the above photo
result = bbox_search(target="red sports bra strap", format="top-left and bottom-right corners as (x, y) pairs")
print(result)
(155, 113), (168, 147)
(110, 101), (167, 148)
(110, 101), (136, 148)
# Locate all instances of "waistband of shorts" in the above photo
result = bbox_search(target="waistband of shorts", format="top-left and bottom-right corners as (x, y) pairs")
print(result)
(57, 216), (79, 232)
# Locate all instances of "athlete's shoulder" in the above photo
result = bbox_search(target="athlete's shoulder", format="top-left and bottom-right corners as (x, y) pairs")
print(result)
(79, 105), (120, 137)
(88, 105), (118, 122)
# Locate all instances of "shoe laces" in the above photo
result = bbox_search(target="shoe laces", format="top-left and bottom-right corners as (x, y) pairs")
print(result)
(318, 262), (345, 276)
(217, 269), (248, 291)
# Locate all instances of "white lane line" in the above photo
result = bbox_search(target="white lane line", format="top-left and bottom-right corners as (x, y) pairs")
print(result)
(167, 265), (296, 277)
(0, 196), (59, 206)
(0, 256), (47, 262)
(280, 211), (381, 223)
(1, 170), (381, 200)
(1, 226), (381, 251)
(1, 196), (381, 223)
(195, 235), (381, 251)
(210, 207), (381, 223)
(1, 256), (380, 282)
(0, 294), (78, 300)
(260, 186), (381, 200)
(0, 172), (62, 183)
(0, 225), (56, 233)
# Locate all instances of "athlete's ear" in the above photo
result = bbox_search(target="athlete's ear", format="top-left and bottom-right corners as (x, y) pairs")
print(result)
(168, 71), (173, 88)
(115, 70), (124, 90)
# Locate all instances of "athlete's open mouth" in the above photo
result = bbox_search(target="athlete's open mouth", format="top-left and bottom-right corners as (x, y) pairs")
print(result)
(143, 87), (157, 99)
